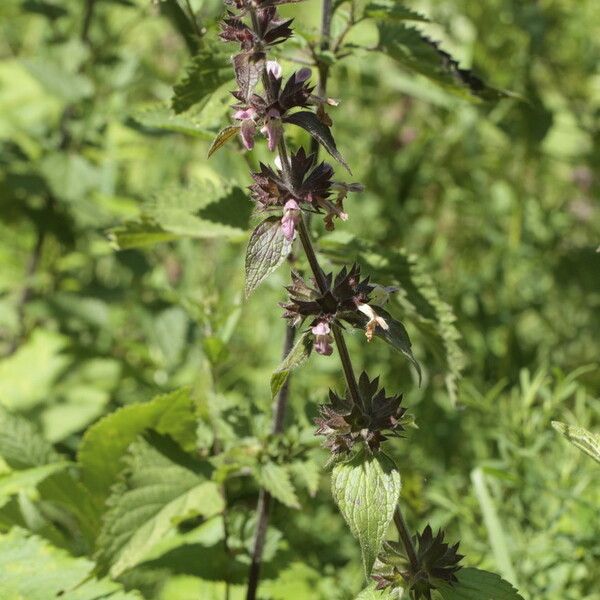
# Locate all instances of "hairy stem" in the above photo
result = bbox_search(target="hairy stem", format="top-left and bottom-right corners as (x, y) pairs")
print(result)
(394, 507), (419, 573)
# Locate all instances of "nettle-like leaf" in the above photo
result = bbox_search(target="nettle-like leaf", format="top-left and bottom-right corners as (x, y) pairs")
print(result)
(0, 527), (143, 600)
(270, 331), (313, 398)
(245, 216), (293, 296)
(331, 451), (401, 576)
(208, 125), (241, 158)
(355, 584), (397, 599)
(233, 51), (265, 102)
(0, 462), (71, 509)
(172, 44), (233, 114)
(376, 23), (506, 102)
(130, 104), (216, 140)
(364, 0), (429, 22)
(283, 111), (351, 173)
(0, 405), (61, 469)
(109, 181), (252, 249)
(552, 421), (600, 464)
(96, 433), (224, 578)
(78, 388), (198, 506)
(436, 568), (524, 600)
(255, 461), (300, 509)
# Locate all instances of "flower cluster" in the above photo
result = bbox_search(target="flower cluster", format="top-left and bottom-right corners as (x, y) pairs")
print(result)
(250, 148), (359, 238)
(281, 264), (390, 353)
(373, 526), (463, 595)
(315, 372), (407, 454)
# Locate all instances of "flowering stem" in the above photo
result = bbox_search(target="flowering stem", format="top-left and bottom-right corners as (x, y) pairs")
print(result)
(394, 506), (419, 573)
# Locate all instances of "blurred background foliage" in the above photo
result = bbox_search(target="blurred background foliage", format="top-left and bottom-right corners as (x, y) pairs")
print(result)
(0, 0), (598, 598)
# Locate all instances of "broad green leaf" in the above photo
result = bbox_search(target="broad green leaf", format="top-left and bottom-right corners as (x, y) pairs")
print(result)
(0, 527), (143, 599)
(172, 45), (233, 114)
(283, 111), (351, 173)
(0, 462), (70, 509)
(471, 468), (517, 585)
(96, 434), (224, 578)
(23, 58), (94, 102)
(78, 388), (197, 505)
(245, 216), (292, 297)
(0, 405), (61, 469)
(159, 576), (245, 600)
(552, 421), (600, 464)
(131, 104), (215, 139)
(40, 152), (102, 203)
(109, 182), (252, 249)
(365, 1), (429, 22)
(331, 452), (401, 576)
(289, 459), (321, 497)
(437, 568), (525, 600)
(376, 23), (506, 102)
(270, 331), (313, 398)
(207, 125), (241, 158)
(256, 461), (300, 509)
(0, 329), (69, 412)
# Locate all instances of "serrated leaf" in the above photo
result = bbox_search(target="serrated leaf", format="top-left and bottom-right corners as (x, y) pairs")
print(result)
(256, 461), (300, 509)
(131, 105), (216, 139)
(78, 388), (198, 506)
(283, 111), (351, 173)
(0, 462), (70, 508)
(437, 568), (524, 600)
(552, 421), (600, 464)
(108, 183), (252, 249)
(96, 434), (224, 578)
(270, 331), (313, 398)
(0, 405), (61, 469)
(331, 452), (401, 576)
(245, 216), (292, 296)
(365, 1), (429, 22)
(172, 45), (233, 114)
(289, 459), (320, 497)
(208, 125), (241, 158)
(0, 528), (143, 599)
(376, 23), (506, 102)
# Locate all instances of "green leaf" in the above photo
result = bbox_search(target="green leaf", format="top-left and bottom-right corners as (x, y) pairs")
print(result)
(283, 111), (351, 173)
(331, 452), (401, 576)
(245, 216), (292, 297)
(23, 58), (93, 102)
(0, 329), (69, 412)
(365, 1), (429, 22)
(270, 331), (313, 398)
(78, 388), (198, 506)
(552, 421), (600, 464)
(109, 182), (252, 249)
(437, 568), (524, 600)
(0, 462), (70, 509)
(130, 104), (216, 139)
(172, 45), (233, 114)
(96, 434), (224, 578)
(256, 461), (300, 509)
(207, 125), (241, 158)
(376, 23), (506, 102)
(471, 468), (517, 585)
(0, 405), (61, 469)
(0, 527), (143, 599)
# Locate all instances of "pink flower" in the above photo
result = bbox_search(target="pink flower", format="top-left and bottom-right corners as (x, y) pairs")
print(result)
(260, 108), (283, 151)
(312, 320), (333, 356)
(356, 303), (389, 342)
(266, 60), (282, 79)
(234, 107), (258, 150)
(281, 199), (300, 241)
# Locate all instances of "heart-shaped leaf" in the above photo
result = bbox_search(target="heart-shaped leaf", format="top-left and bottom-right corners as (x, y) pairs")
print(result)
(331, 451), (401, 576)
(245, 216), (292, 297)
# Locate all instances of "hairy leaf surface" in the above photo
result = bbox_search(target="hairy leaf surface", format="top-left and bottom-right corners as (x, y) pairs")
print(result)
(437, 568), (524, 599)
